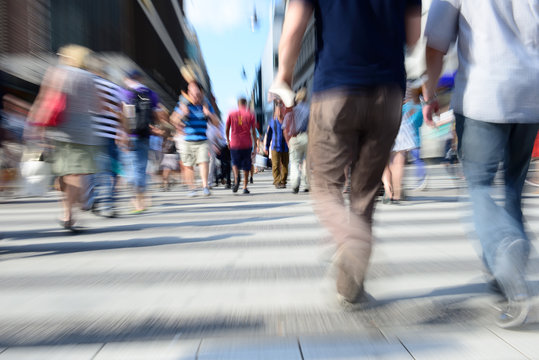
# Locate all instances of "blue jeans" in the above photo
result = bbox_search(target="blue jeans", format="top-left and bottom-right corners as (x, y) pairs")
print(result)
(409, 148), (426, 180)
(456, 114), (538, 299)
(122, 137), (149, 192)
(84, 139), (119, 211)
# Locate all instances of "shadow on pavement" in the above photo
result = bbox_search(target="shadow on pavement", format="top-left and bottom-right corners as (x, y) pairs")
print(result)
(372, 280), (539, 306)
(1, 216), (287, 241)
(398, 195), (464, 204)
(0, 232), (252, 258)
(157, 201), (302, 215)
(0, 198), (59, 205)
(0, 315), (265, 347)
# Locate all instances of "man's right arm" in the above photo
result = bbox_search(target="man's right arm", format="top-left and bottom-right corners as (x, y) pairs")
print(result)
(275, 0), (314, 87)
(225, 115), (231, 146)
(265, 124), (273, 155)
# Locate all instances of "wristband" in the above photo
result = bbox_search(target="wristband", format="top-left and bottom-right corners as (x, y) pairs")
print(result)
(419, 94), (438, 106)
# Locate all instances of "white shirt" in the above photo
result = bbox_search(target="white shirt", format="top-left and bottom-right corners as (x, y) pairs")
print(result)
(425, 0), (539, 123)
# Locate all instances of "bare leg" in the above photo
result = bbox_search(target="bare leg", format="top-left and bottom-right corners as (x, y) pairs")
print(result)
(162, 168), (171, 189)
(184, 165), (195, 190)
(232, 165), (239, 186)
(134, 191), (145, 211)
(179, 161), (186, 185)
(382, 164), (393, 200)
(390, 151), (406, 201)
(243, 170), (249, 189)
(61, 174), (83, 223)
(199, 162), (209, 188)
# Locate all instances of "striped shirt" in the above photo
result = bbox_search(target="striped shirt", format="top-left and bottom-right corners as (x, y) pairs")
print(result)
(175, 96), (215, 142)
(92, 76), (125, 140)
(265, 117), (288, 153)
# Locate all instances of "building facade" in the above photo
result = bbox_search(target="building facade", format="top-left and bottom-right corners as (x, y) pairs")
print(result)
(0, 0), (216, 112)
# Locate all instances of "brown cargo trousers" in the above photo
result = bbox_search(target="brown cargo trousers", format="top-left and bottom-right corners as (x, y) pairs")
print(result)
(308, 85), (403, 302)
(271, 150), (289, 186)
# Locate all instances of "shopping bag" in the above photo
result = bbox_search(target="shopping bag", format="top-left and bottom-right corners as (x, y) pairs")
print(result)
(20, 149), (52, 196)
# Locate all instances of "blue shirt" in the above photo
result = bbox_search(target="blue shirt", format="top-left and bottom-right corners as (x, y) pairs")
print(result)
(300, 0), (421, 93)
(425, 0), (539, 123)
(265, 118), (288, 153)
(402, 102), (423, 148)
(175, 97), (215, 142)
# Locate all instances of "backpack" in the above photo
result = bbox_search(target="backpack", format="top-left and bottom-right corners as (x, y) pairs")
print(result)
(131, 87), (153, 137)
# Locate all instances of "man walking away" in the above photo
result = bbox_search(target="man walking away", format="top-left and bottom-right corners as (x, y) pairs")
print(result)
(423, 0), (539, 328)
(271, 0), (421, 306)
(226, 98), (257, 194)
(122, 70), (161, 213)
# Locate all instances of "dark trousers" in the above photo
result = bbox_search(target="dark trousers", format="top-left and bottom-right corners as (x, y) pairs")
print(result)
(217, 145), (231, 185)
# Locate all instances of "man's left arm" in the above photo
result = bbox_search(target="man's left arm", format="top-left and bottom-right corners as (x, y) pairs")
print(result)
(405, 1), (422, 50)
(203, 104), (220, 127)
(422, 0), (460, 126)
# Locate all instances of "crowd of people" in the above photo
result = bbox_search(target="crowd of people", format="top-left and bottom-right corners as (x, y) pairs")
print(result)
(1, 0), (537, 331)
(0, 44), (317, 232)
(271, 0), (538, 330)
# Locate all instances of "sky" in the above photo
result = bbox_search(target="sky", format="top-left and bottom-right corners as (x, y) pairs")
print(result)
(184, 0), (275, 118)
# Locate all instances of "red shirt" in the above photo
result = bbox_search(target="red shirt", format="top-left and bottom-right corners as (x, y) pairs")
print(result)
(226, 107), (256, 150)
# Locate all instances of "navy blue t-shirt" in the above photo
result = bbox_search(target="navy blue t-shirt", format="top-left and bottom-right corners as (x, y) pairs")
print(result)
(299, 0), (421, 93)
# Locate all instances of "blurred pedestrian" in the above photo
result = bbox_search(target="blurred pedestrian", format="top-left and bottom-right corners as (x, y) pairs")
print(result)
(27, 44), (100, 231)
(207, 121), (224, 188)
(215, 121), (232, 189)
(121, 69), (161, 213)
(226, 97), (257, 194)
(170, 81), (221, 197)
(423, 0), (539, 328)
(382, 82), (425, 203)
(85, 57), (126, 218)
(283, 87), (310, 194)
(271, 0), (421, 305)
(265, 101), (289, 189)
(160, 127), (179, 191)
(249, 126), (259, 185)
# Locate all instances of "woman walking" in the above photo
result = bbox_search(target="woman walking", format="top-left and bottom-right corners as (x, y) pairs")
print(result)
(28, 45), (100, 231)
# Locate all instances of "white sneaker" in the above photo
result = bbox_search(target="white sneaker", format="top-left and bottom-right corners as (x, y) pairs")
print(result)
(414, 176), (428, 191)
(496, 299), (530, 329)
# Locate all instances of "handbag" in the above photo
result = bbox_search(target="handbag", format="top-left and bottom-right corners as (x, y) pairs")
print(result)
(33, 69), (67, 127)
